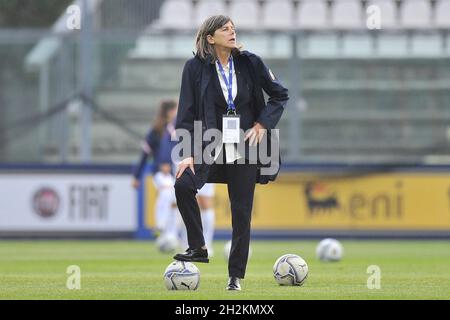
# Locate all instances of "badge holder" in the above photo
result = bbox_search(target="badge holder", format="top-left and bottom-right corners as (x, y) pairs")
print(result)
(222, 110), (240, 144)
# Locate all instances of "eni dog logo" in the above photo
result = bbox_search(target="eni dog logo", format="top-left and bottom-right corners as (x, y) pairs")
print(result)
(303, 181), (404, 220)
(304, 182), (340, 214)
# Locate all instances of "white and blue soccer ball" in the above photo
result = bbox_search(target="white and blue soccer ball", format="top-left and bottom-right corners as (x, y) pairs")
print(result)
(273, 254), (308, 286)
(316, 238), (343, 262)
(163, 260), (200, 290)
(156, 233), (179, 253)
(223, 240), (252, 262)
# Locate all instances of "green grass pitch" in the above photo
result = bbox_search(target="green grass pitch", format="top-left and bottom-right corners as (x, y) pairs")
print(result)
(0, 240), (449, 300)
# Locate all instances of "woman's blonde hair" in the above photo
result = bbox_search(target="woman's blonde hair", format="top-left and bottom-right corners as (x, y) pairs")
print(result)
(195, 15), (242, 63)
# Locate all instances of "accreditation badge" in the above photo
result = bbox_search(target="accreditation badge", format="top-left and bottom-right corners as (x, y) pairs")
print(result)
(222, 114), (240, 144)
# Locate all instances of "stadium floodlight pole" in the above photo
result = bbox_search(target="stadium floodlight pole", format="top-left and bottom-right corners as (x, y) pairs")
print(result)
(79, 0), (93, 163)
(287, 30), (303, 161)
(58, 43), (72, 163)
(38, 62), (49, 161)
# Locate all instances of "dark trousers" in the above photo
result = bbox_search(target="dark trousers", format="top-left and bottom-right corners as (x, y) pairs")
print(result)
(174, 162), (257, 279)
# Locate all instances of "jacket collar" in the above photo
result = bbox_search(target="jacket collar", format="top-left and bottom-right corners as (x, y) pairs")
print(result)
(199, 52), (243, 106)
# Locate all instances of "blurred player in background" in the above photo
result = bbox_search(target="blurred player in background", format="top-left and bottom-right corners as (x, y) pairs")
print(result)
(133, 100), (178, 238)
(157, 108), (216, 255)
(154, 116), (181, 241)
(133, 100), (216, 250)
(196, 184), (215, 256)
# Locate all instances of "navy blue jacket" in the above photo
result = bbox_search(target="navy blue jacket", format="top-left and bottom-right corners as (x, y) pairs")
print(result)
(158, 121), (178, 169)
(133, 128), (161, 179)
(133, 122), (177, 179)
(176, 50), (289, 185)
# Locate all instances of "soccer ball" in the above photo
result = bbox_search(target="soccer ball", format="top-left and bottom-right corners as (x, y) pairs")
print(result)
(163, 260), (200, 290)
(273, 254), (308, 286)
(156, 233), (179, 253)
(223, 240), (252, 262)
(316, 238), (343, 262)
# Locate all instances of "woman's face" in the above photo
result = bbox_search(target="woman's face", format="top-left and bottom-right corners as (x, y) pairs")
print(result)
(208, 21), (236, 50)
(168, 107), (178, 121)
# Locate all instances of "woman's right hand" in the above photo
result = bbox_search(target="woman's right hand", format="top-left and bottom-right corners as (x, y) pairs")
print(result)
(176, 157), (195, 179)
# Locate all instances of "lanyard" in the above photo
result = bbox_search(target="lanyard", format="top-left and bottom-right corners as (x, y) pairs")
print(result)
(217, 56), (236, 114)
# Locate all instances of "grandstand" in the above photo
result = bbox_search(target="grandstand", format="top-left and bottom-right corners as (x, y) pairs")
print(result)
(1, 0), (449, 165)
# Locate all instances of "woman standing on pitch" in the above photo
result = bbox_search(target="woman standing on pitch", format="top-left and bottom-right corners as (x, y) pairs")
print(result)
(173, 15), (289, 291)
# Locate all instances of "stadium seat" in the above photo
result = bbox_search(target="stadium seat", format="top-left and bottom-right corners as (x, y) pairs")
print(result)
(262, 0), (294, 29)
(129, 35), (169, 58)
(367, 0), (398, 29)
(410, 34), (442, 57)
(331, 0), (364, 29)
(303, 33), (340, 57)
(448, 33), (450, 55)
(129, 32), (195, 59)
(240, 33), (291, 58)
(400, 0), (431, 28)
(156, 0), (193, 29)
(270, 34), (293, 58)
(376, 34), (408, 57)
(239, 33), (271, 56)
(341, 34), (373, 57)
(171, 34), (197, 57)
(194, 0), (228, 27)
(229, 0), (259, 30)
(435, 0), (450, 28)
(297, 0), (329, 29)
